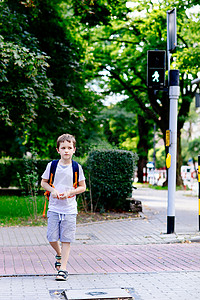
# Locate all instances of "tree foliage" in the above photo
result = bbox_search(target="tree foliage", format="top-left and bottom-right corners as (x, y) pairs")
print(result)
(77, 0), (200, 183)
(0, 35), (57, 127)
(98, 104), (138, 150)
(0, 0), (102, 158)
(0, 0), (199, 182)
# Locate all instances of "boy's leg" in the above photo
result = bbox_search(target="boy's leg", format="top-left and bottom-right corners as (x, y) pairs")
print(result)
(49, 241), (62, 270)
(55, 242), (70, 281)
(47, 212), (62, 269)
(49, 241), (61, 257)
(56, 214), (76, 275)
(60, 242), (71, 271)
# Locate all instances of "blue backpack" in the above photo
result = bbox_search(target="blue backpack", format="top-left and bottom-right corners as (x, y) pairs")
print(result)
(43, 160), (79, 217)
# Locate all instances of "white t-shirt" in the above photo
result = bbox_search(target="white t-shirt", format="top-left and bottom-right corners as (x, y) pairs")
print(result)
(42, 161), (85, 214)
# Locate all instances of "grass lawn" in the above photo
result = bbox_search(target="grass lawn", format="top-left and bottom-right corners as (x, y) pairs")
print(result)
(0, 195), (139, 227)
(0, 195), (47, 226)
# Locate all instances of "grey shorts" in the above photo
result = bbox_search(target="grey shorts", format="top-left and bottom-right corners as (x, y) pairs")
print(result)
(47, 211), (77, 243)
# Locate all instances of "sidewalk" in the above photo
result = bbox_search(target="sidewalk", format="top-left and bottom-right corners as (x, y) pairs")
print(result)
(0, 187), (200, 299)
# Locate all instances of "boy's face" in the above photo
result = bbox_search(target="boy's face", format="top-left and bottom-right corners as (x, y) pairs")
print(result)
(57, 140), (76, 162)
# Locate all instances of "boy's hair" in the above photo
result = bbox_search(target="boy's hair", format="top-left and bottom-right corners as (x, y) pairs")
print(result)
(57, 134), (76, 149)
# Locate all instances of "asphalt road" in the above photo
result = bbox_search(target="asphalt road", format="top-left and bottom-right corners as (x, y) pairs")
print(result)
(133, 186), (199, 233)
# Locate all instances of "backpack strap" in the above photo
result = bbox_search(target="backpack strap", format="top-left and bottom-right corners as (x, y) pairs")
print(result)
(49, 159), (79, 187)
(49, 159), (59, 186)
(72, 160), (79, 188)
(43, 159), (59, 217)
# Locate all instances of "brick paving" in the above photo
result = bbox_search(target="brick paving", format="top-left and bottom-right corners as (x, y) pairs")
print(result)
(1, 271), (200, 300)
(1, 242), (200, 276)
(1, 187), (200, 299)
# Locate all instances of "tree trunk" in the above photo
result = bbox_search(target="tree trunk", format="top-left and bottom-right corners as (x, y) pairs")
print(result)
(137, 115), (150, 183)
(137, 155), (148, 183)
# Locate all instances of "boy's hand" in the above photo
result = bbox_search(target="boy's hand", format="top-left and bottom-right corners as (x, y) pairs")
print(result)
(59, 191), (69, 200)
(59, 190), (75, 200)
(51, 189), (60, 199)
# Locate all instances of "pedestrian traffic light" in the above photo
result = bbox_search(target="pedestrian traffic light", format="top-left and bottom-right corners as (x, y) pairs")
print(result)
(147, 50), (166, 89)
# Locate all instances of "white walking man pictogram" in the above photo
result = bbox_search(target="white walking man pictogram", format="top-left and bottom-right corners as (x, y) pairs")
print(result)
(152, 71), (160, 82)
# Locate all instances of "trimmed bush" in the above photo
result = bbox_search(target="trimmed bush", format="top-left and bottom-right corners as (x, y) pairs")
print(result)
(0, 159), (50, 188)
(0, 157), (85, 189)
(87, 150), (138, 211)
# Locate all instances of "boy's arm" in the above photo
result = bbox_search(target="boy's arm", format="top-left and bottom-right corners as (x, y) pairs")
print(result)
(71, 180), (86, 196)
(41, 178), (60, 199)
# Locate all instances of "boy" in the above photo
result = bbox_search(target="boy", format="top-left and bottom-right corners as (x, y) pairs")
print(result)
(41, 133), (86, 281)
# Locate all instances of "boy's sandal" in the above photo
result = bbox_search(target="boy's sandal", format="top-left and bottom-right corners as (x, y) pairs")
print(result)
(55, 270), (69, 281)
(55, 255), (61, 271)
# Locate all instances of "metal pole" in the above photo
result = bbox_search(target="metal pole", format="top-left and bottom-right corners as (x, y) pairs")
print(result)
(167, 51), (171, 86)
(153, 124), (156, 185)
(167, 8), (177, 86)
(167, 13), (170, 86)
(198, 155), (200, 231)
(167, 70), (180, 234)
(153, 123), (156, 168)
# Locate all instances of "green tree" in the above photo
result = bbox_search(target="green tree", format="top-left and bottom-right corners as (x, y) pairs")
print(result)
(0, 33), (67, 157)
(0, 1), (103, 158)
(78, 0), (200, 184)
(181, 98), (200, 166)
(99, 104), (138, 149)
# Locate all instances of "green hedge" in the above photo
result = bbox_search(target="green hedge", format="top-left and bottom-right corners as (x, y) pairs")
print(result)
(0, 157), (85, 189)
(0, 152), (138, 212)
(0, 159), (50, 188)
(87, 150), (138, 211)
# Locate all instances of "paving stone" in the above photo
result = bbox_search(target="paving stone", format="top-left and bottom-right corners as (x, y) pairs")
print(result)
(1, 188), (200, 299)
